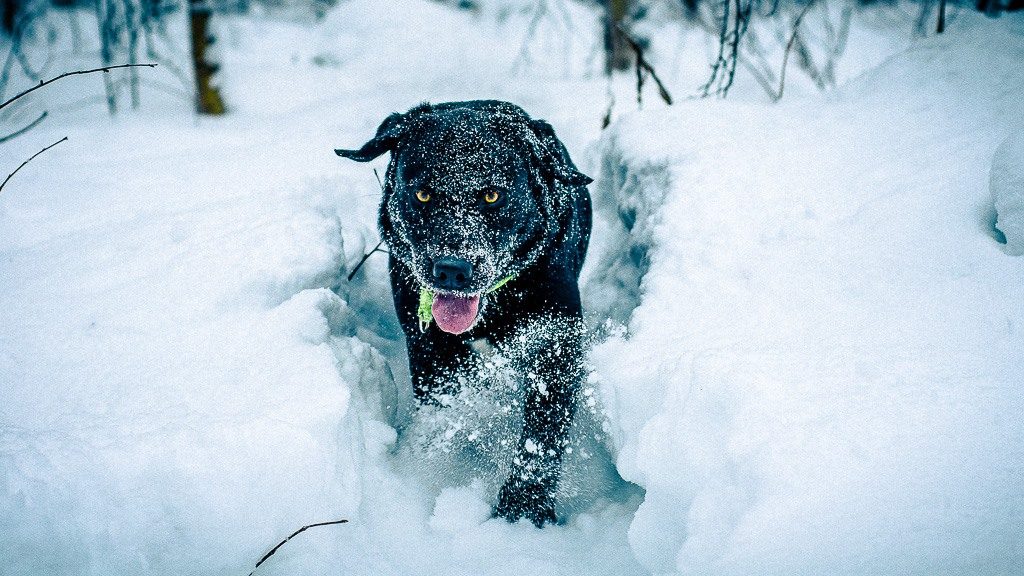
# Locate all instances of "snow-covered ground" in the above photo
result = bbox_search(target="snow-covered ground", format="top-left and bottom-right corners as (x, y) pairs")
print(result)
(590, 18), (1024, 574)
(993, 127), (1024, 255)
(2, 1), (1022, 575)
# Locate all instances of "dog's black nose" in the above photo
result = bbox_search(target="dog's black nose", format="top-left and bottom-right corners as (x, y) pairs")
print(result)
(432, 257), (474, 291)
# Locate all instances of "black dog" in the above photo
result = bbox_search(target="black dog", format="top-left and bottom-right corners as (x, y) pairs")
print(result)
(336, 100), (592, 526)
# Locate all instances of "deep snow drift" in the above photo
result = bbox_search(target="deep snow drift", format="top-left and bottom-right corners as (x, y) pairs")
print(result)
(2, 1), (1023, 575)
(589, 16), (1024, 575)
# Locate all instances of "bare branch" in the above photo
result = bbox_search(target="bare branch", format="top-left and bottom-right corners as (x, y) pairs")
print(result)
(0, 110), (47, 144)
(772, 0), (815, 102)
(347, 239), (387, 282)
(248, 519), (348, 576)
(346, 168), (389, 282)
(614, 24), (674, 106)
(694, 11), (776, 98)
(0, 136), (68, 195)
(4, 8), (46, 88)
(601, 77), (615, 130)
(700, 0), (732, 97)
(818, 5), (853, 89)
(144, 30), (193, 92)
(0, 64), (157, 113)
(700, 0), (752, 98)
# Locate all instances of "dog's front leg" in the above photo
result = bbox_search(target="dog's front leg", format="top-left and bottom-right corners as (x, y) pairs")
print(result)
(494, 316), (584, 527)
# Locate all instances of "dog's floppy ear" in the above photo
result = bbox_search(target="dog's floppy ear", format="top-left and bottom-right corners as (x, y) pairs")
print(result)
(527, 119), (593, 187)
(335, 112), (407, 162)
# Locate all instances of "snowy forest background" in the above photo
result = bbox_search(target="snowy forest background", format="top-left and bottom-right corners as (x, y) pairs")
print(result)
(2, 0), (1023, 574)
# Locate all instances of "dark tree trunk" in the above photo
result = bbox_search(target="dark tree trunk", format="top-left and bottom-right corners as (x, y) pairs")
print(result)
(189, 0), (225, 115)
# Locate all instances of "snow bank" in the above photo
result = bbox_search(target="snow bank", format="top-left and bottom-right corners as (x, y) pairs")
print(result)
(992, 127), (1024, 255)
(588, 15), (1024, 576)
(0, 114), (397, 573)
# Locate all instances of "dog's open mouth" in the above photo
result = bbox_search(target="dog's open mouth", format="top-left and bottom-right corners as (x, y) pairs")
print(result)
(431, 293), (480, 334)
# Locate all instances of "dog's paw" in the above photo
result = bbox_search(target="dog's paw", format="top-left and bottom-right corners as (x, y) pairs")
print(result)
(494, 475), (557, 527)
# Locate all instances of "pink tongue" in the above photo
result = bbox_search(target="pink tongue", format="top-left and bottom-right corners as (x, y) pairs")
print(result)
(432, 293), (480, 334)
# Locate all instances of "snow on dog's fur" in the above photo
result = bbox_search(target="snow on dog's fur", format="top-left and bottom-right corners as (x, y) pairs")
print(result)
(337, 100), (592, 526)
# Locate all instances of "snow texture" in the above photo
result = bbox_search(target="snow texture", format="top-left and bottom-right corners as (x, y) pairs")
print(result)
(992, 127), (1024, 255)
(589, 15), (1024, 576)
(2, 1), (1023, 575)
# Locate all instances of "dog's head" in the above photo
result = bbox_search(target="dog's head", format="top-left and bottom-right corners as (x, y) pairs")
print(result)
(336, 101), (590, 333)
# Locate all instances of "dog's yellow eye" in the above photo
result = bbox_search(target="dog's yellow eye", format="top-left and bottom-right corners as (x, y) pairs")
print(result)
(483, 190), (500, 204)
(415, 190), (431, 203)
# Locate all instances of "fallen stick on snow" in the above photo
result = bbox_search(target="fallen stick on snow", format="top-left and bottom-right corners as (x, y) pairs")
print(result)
(248, 519), (349, 576)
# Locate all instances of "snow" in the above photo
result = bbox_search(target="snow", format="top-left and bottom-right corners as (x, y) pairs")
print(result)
(2, 1), (1023, 575)
(992, 126), (1024, 255)
(589, 14), (1024, 576)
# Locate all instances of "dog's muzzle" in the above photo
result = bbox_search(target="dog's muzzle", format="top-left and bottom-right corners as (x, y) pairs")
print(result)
(431, 257), (474, 291)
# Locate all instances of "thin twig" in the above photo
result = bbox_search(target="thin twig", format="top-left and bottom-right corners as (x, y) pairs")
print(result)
(0, 110), (47, 144)
(125, 0), (141, 110)
(700, 0), (752, 98)
(772, 0), (815, 102)
(762, 0), (781, 17)
(696, 12), (776, 99)
(738, 26), (779, 95)
(0, 136), (67, 194)
(701, 0), (731, 97)
(0, 7), (41, 99)
(97, 0), (118, 115)
(145, 36), (192, 92)
(601, 75), (615, 130)
(819, 4), (853, 89)
(8, 8), (44, 84)
(635, 49), (644, 106)
(346, 239), (386, 282)
(346, 168), (389, 281)
(248, 519), (348, 576)
(0, 64), (157, 112)
(0, 41), (17, 100)
(723, 0), (752, 97)
(614, 24), (674, 106)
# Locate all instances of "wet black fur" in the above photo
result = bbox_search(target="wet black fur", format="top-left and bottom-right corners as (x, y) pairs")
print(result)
(336, 100), (592, 527)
